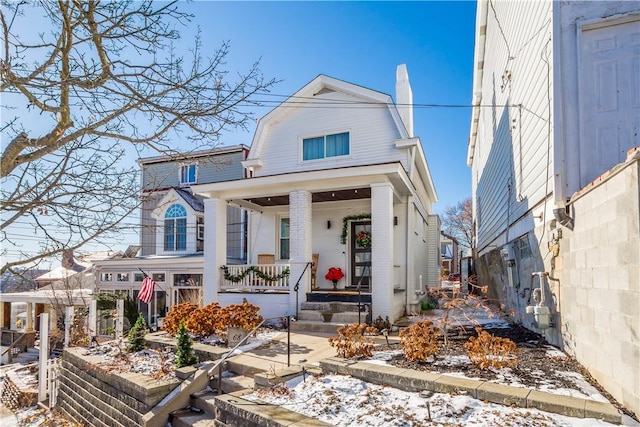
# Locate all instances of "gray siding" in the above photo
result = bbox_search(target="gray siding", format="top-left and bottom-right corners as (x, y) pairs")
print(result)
(141, 150), (246, 190)
(139, 148), (246, 256)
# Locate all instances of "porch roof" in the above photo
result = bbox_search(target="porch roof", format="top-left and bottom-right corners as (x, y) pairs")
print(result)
(192, 162), (414, 208)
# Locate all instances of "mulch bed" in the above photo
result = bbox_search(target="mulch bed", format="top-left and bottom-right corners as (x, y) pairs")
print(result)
(386, 324), (638, 421)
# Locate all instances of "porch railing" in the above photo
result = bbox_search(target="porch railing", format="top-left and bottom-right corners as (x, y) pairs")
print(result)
(220, 264), (290, 291)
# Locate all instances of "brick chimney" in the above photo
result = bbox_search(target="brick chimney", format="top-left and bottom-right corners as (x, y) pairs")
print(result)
(61, 250), (76, 270)
(395, 64), (414, 137)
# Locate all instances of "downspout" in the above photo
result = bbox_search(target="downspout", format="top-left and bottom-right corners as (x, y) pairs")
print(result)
(551, 1), (574, 230)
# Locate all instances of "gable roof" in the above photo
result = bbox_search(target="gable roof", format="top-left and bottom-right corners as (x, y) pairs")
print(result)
(247, 74), (410, 160)
(175, 187), (204, 212)
(152, 187), (204, 220)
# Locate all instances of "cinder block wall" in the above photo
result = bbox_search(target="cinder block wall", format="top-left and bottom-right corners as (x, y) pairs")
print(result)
(557, 161), (639, 418)
(475, 158), (639, 418)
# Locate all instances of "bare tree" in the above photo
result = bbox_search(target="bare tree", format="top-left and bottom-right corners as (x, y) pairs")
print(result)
(1, 1), (277, 273)
(441, 197), (474, 254)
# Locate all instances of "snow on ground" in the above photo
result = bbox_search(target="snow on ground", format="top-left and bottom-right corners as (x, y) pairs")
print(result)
(246, 374), (639, 427)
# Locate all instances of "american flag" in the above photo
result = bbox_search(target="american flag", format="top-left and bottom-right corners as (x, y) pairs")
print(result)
(138, 276), (156, 304)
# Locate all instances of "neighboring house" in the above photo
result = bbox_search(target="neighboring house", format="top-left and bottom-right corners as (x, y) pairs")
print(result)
(467, 0), (639, 416)
(0, 251), (121, 333)
(440, 232), (459, 275)
(93, 146), (249, 329)
(193, 65), (439, 324)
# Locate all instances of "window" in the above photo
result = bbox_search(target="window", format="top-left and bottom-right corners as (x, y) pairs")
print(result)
(197, 223), (204, 240)
(100, 273), (112, 282)
(302, 132), (349, 161)
(173, 274), (202, 287)
(180, 163), (197, 185)
(152, 273), (166, 282)
(280, 218), (290, 259)
(116, 273), (130, 282)
(516, 235), (532, 259)
(134, 272), (145, 282)
(164, 204), (187, 251)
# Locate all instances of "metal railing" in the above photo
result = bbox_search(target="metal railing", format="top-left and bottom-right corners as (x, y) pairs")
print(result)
(207, 315), (293, 395)
(294, 261), (314, 319)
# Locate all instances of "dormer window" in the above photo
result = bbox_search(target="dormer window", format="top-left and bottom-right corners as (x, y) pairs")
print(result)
(180, 163), (197, 185)
(302, 132), (349, 161)
(164, 204), (187, 251)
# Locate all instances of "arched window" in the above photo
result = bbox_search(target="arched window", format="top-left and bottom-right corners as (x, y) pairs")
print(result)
(164, 204), (187, 251)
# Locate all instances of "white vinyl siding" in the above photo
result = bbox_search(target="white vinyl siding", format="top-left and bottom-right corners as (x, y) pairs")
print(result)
(252, 91), (405, 177)
(473, 0), (553, 250)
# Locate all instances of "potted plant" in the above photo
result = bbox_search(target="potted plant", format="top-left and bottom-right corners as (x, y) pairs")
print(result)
(325, 267), (344, 290)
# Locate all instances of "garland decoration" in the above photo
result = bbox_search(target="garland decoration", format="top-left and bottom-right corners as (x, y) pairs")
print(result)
(220, 265), (290, 283)
(340, 213), (371, 244)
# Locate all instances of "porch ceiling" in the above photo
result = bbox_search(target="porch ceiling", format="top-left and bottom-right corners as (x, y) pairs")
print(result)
(246, 187), (372, 207)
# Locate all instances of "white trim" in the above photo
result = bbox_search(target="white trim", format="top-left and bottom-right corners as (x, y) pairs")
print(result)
(197, 223), (205, 240)
(179, 162), (198, 186)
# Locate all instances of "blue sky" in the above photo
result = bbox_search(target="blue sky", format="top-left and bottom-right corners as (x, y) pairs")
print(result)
(2, 1), (477, 266)
(182, 0), (477, 212)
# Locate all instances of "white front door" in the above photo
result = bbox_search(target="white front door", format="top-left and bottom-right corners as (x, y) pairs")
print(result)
(579, 16), (640, 187)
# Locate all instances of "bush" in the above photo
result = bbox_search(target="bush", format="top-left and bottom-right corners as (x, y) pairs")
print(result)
(220, 301), (263, 331)
(128, 313), (148, 352)
(463, 328), (518, 370)
(328, 323), (378, 359)
(163, 302), (198, 336)
(184, 302), (223, 338)
(399, 320), (441, 362)
(175, 321), (198, 368)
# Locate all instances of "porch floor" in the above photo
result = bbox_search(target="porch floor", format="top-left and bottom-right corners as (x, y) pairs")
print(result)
(306, 291), (371, 304)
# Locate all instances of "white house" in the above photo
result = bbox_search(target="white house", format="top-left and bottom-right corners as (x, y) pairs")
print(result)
(468, 0), (639, 416)
(193, 65), (439, 324)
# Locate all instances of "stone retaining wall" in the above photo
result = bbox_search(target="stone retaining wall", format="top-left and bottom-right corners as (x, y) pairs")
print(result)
(57, 347), (180, 426)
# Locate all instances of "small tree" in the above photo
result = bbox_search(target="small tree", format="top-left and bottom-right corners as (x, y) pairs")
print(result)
(441, 197), (474, 255)
(127, 313), (148, 352)
(175, 321), (198, 368)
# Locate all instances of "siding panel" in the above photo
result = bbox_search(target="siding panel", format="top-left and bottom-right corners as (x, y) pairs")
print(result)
(253, 91), (405, 177)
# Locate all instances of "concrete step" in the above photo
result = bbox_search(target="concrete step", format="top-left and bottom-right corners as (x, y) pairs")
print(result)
(300, 301), (370, 312)
(290, 320), (346, 334)
(169, 407), (216, 427)
(224, 354), (271, 377)
(297, 310), (368, 324)
(220, 374), (255, 394)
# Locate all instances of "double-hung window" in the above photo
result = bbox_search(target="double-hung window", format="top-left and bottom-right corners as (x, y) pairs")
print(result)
(280, 218), (290, 260)
(164, 204), (187, 251)
(302, 132), (349, 161)
(180, 163), (197, 185)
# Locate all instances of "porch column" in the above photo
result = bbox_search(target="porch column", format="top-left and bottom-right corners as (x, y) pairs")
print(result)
(371, 182), (394, 321)
(34, 303), (45, 332)
(289, 190), (312, 316)
(203, 197), (227, 306)
(25, 302), (34, 332)
(1, 302), (10, 329)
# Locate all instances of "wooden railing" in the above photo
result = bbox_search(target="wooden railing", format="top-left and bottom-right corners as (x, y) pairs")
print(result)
(220, 264), (290, 292)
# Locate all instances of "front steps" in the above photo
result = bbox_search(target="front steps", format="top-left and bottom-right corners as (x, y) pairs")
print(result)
(170, 355), (325, 427)
(291, 302), (371, 334)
